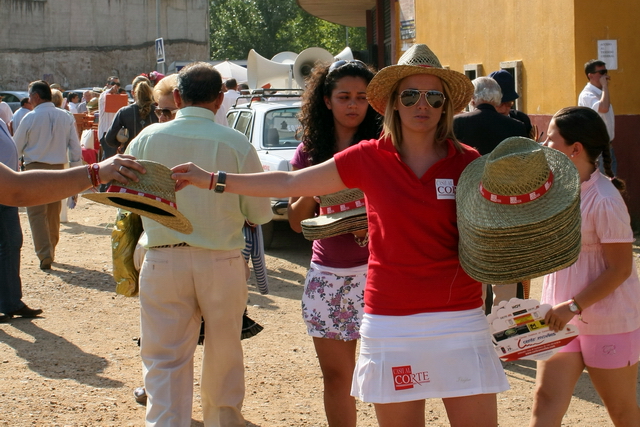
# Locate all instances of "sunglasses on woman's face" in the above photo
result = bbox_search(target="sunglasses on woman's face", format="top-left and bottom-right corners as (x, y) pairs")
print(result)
(154, 108), (178, 119)
(398, 89), (446, 108)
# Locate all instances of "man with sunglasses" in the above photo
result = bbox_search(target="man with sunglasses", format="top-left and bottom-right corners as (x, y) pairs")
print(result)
(578, 59), (616, 174)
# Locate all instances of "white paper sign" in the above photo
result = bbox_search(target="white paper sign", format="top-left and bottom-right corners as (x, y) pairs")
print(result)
(598, 40), (617, 70)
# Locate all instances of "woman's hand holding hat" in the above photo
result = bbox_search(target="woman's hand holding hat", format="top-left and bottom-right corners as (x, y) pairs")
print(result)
(171, 162), (212, 191)
(99, 154), (146, 185)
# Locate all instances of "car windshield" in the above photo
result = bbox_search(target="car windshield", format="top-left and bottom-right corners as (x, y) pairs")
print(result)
(263, 108), (301, 148)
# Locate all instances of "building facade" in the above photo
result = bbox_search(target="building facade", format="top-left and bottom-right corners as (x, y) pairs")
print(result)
(0, 0), (209, 90)
(298, 0), (640, 226)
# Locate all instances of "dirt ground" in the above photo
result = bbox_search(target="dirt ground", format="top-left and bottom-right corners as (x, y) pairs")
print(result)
(0, 198), (638, 426)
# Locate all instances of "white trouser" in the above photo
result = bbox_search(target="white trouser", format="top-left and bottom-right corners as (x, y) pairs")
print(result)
(140, 246), (248, 427)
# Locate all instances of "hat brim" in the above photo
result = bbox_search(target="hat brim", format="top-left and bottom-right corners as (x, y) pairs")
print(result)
(83, 192), (193, 234)
(301, 206), (366, 228)
(301, 213), (367, 241)
(367, 65), (474, 115)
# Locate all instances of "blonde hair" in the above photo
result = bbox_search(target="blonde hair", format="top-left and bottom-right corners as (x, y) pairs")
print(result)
(153, 74), (178, 102)
(51, 89), (64, 108)
(131, 76), (154, 119)
(381, 78), (461, 152)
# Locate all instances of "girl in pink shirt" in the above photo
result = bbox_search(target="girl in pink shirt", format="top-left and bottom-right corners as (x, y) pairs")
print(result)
(531, 106), (640, 427)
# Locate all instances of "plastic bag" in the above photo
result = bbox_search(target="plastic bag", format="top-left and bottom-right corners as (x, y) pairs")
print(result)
(80, 129), (94, 149)
(111, 210), (144, 297)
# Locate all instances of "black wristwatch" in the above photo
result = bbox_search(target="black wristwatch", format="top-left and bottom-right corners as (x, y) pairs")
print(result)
(214, 171), (227, 193)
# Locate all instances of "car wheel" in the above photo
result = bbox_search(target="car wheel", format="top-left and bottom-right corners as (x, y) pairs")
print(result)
(261, 221), (275, 250)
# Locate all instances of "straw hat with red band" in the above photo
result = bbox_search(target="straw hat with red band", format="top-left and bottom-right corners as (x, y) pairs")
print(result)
(456, 136), (581, 284)
(366, 43), (474, 115)
(300, 188), (367, 241)
(83, 160), (193, 234)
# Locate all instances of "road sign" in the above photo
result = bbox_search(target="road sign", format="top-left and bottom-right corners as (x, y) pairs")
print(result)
(155, 38), (165, 64)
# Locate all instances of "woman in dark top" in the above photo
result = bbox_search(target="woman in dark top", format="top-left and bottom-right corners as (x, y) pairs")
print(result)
(105, 75), (158, 153)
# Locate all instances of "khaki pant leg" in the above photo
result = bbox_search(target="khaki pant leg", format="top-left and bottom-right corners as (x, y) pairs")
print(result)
(140, 247), (201, 427)
(24, 163), (65, 262)
(195, 249), (248, 427)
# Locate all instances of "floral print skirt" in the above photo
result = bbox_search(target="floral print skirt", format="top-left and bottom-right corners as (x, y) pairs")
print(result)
(301, 262), (367, 341)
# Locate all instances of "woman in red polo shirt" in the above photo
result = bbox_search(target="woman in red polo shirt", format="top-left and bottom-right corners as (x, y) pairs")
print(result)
(172, 44), (509, 427)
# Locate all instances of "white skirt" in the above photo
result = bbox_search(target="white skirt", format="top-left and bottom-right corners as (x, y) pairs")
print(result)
(351, 308), (509, 403)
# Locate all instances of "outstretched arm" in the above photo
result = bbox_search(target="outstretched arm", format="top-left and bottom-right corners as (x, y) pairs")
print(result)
(1, 154), (146, 207)
(172, 158), (347, 198)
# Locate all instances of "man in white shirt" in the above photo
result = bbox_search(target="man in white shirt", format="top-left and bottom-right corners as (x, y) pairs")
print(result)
(98, 76), (121, 160)
(13, 80), (82, 270)
(9, 98), (33, 135)
(0, 95), (13, 126)
(578, 59), (616, 174)
(222, 78), (241, 111)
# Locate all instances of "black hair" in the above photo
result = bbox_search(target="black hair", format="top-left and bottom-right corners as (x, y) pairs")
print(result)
(225, 78), (238, 90)
(299, 61), (381, 165)
(553, 106), (625, 192)
(584, 59), (606, 79)
(20, 97), (30, 106)
(177, 62), (222, 105)
(28, 80), (52, 102)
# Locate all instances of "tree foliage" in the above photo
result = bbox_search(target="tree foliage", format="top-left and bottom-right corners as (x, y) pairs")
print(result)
(209, 0), (367, 60)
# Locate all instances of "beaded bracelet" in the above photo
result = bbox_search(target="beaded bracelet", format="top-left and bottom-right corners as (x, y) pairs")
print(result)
(87, 163), (100, 187)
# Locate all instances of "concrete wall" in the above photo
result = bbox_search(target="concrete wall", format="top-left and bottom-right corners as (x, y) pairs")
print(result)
(0, 0), (209, 90)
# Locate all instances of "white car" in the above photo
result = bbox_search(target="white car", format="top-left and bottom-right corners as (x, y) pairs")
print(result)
(226, 91), (303, 248)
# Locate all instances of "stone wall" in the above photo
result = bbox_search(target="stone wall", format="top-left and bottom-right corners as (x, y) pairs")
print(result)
(0, 0), (209, 90)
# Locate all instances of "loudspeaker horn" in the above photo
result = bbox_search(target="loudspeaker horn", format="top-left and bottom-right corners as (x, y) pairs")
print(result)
(247, 49), (296, 89)
(334, 46), (354, 61)
(293, 47), (334, 88)
(271, 51), (298, 65)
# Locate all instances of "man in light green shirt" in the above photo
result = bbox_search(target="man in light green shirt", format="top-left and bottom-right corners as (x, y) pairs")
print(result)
(126, 62), (271, 427)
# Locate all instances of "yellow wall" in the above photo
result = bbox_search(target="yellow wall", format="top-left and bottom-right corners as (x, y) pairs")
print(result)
(413, 0), (640, 115)
(574, 1), (640, 115)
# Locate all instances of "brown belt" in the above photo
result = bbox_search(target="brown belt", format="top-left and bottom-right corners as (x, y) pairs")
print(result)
(151, 242), (190, 249)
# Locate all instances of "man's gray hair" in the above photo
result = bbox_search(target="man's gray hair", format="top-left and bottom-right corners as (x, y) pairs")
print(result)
(472, 77), (503, 107)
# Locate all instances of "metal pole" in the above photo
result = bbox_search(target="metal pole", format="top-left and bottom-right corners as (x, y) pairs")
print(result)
(156, 0), (165, 74)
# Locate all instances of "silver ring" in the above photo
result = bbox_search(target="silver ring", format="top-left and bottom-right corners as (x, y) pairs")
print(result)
(118, 165), (124, 173)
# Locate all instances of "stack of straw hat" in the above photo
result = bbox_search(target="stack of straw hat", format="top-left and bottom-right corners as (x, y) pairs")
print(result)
(83, 160), (193, 234)
(456, 137), (581, 284)
(301, 188), (367, 241)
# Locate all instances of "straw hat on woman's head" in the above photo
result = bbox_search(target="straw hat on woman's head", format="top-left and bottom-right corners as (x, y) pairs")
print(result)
(366, 43), (474, 115)
(456, 136), (581, 284)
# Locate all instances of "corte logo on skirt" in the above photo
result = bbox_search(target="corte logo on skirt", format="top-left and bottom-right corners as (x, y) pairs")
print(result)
(392, 365), (430, 390)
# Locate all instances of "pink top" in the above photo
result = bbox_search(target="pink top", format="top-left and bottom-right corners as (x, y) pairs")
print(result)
(542, 171), (640, 335)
